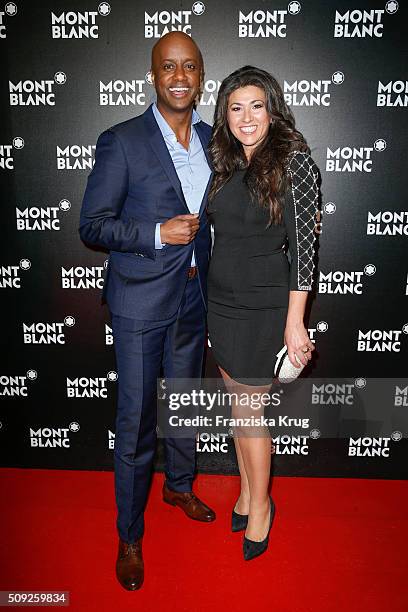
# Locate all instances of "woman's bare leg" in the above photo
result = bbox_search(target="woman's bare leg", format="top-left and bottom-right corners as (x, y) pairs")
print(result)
(219, 366), (272, 541)
(232, 430), (250, 515)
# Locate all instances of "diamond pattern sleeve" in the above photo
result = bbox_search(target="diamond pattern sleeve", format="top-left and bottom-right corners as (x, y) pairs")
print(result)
(283, 151), (320, 291)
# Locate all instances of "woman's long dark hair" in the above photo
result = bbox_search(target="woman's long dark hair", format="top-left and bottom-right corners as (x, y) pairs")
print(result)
(209, 66), (309, 225)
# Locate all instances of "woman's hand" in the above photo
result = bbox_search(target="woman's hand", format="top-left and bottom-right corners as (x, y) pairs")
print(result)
(284, 322), (315, 368)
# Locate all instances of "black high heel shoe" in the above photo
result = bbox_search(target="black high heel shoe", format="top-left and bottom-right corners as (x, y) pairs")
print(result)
(231, 508), (248, 532)
(243, 496), (275, 561)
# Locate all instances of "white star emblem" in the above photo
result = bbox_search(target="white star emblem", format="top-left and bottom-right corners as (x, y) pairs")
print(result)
(316, 321), (328, 333)
(98, 2), (111, 16)
(26, 369), (37, 380)
(309, 428), (320, 439)
(69, 422), (80, 432)
(391, 430), (402, 441)
(288, 1), (301, 15)
(374, 139), (386, 152)
(324, 202), (336, 214)
(13, 137), (24, 149)
(354, 378), (366, 389)
(19, 258), (31, 270)
(64, 316), (75, 327)
(364, 264), (376, 276)
(54, 71), (67, 85)
(192, 1), (205, 15)
(59, 199), (71, 211)
(332, 71), (344, 85)
(5, 2), (17, 16)
(107, 371), (118, 382)
(385, 1), (398, 14)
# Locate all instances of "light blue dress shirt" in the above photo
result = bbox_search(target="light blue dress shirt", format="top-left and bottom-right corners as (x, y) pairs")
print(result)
(152, 102), (211, 266)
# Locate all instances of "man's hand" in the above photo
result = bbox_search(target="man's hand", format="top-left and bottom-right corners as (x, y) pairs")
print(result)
(160, 214), (200, 245)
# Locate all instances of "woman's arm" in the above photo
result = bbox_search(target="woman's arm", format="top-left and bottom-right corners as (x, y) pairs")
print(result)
(283, 151), (320, 367)
(284, 290), (314, 367)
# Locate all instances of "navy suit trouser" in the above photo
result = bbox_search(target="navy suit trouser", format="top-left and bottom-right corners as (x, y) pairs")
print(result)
(110, 276), (206, 544)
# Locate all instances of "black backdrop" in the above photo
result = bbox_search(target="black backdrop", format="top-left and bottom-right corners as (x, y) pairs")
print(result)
(1, 0), (407, 479)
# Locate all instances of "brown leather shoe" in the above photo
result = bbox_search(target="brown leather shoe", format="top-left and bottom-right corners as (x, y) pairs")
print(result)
(116, 537), (144, 591)
(163, 484), (216, 522)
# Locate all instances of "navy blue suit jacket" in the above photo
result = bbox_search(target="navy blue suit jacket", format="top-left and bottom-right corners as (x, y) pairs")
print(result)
(79, 104), (213, 321)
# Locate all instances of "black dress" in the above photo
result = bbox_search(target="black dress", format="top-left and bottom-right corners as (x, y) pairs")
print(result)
(207, 151), (319, 384)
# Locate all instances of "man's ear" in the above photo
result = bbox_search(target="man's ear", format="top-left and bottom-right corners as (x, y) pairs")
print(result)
(198, 68), (204, 99)
(195, 71), (204, 107)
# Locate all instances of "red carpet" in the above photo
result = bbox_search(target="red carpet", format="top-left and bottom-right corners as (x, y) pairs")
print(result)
(1, 469), (407, 611)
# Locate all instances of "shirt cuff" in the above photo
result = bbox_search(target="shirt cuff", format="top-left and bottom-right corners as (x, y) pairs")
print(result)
(155, 223), (165, 249)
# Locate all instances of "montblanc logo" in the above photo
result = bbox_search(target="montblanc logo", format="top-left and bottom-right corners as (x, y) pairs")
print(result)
(16, 199), (70, 231)
(66, 371), (117, 399)
(56, 145), (95, 170)
(284, 72), (344, 107)
(9, 72), (66, 106)
(29, 422), (80, 448)
(144, 2), (205, 38)
(0, 369), (37, 398)
(61, 263), (106, 289)
(326, 139), (386, 172)
(199, 79), (221, 106)
(0, 258), (31, 288)
(105, 324), (113, 345)
(108, 429), (115, 450)
(334, 2), (398, 38)
(357, 325), (408, 352)
(238, 1), (301, 38)
(0, 2), (17, 39)
(196, 433), (228, 453)
(271, 434), (310, 455)
(0, 137), (24, 170)
(394, 385), (408, 406)
(308, 320), (329, 343)
(377, 80), (407, 107)
(51, 3), (111, 38)
(348, 433), (401, 458)
(367, 211), (408, 236)
(23, 316), (76, 345)
(311, 381), (362, 406)
(318, 265), (376, 295)
(99, 79), (146, 106)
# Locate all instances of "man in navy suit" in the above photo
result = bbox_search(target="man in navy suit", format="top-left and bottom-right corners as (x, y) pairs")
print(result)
(79, 32), (215, 591)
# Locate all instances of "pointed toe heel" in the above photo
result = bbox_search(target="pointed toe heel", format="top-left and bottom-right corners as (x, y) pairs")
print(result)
(243, 497), (275, 561)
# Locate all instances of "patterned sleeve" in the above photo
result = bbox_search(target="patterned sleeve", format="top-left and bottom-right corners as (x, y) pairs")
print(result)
(283, 151), (320, 291)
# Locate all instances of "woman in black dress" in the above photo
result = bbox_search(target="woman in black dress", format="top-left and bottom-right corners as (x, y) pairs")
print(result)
(207, 66), (319, 560)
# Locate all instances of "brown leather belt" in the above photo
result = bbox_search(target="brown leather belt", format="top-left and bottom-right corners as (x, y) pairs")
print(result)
(187, 266), (198, 280)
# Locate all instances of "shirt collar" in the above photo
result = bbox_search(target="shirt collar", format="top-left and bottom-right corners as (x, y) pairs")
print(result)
(152, 102), (201, 142)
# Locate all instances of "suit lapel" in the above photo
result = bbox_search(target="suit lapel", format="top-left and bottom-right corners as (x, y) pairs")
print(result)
(195, 122), (214, 217)
(195, 121), (213, 169)
(143, 105), (189, 212)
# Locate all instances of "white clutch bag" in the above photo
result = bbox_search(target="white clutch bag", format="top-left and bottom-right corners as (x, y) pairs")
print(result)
(274, 345), (305, 384)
